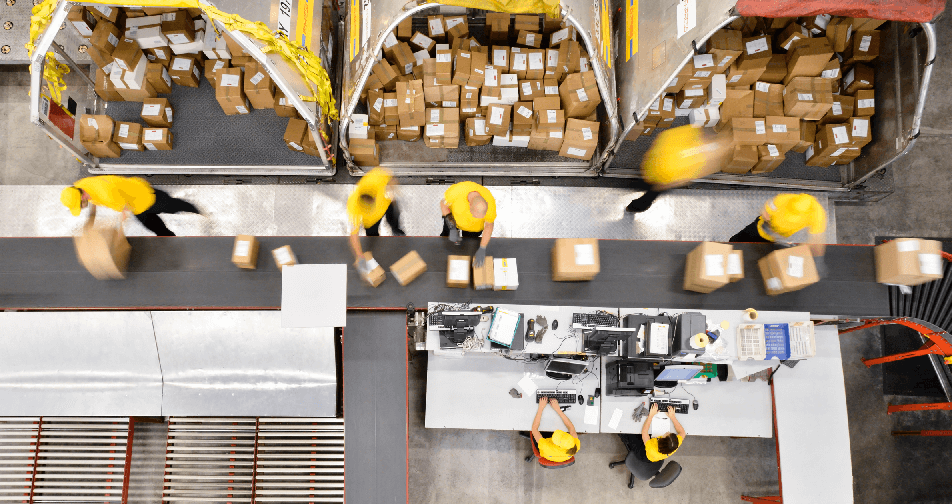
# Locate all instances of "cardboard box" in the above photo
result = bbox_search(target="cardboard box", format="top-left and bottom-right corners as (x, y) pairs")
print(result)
(758, 245), (819, 295)
(517, 30), (543, 48)
(776, 23), (810, 51)
(689, 106), (720, 128)
(244, 61), (276, 109)
(142, 127), (172, 150)
(116, 80), (158, 103)
(793, 121), (817, 153)
(843, 64), (875, 95)
(490, 45), (510, 73)
(849, 117), (872, 147)
(355, 252), (386, 287)
(486, 103), (511, 136)
(735, 35), (772, 71)
(472, 255), (495, 290)
(232, 235), (259, 269)
(552, 238), (600, 281)
(90, 20), (120, 53)
(285, 118), (308, 153)
(751, 145), (785, 174)
(79, 114), (121, 158)
(726, 61), (766, 87)
(73, 223), (131, 280)
(396, 18), (413, 40)
(215, 67), (249, 115)
(528, 124), (564, 151)
(535, 106), (565, 132)
(146, 62), (172, 94)
(815, 123), (853, 157)
(721, 145), (758, 174)
(140, 98), (173, 127)
(447, 255), (471, 288)
(112, 121), (144, 151)
(714, 89), (754, 132)
(783, 77), (833, 120)
(397, 80), (426, 127)
(272, 245), (297, 271)
(854, 89), (875, 116)
(707, 29), (744, 72)
(94, 69), (123, 102)
(765, 116), (800, 146)
(753, 81), (784, 117)
(112, 39), (144, 71)
(350, 138), (379, 166)
(274, 89), (300, 118)
(465, 117), (492, 146)
(875, 238), (944, 286)
(559, 118), (599, 160)
(760, 54), (787, 84)
(801, 14), (833, 35)
(821, 96), (855, 125)
(683, 241), (734, 294)
(511, 101), (534, 135)
(410, 31), (435, 52)
(390, 251), (428, 285)
(485, 12), (510, 43)
(824, 17), (853, 52)
(559, 71), (600, 118)
(784, 38), (834, 84)
(397, 125), (422, 142)
(146, 46), (171, 67)
(853, 18), (887, 32)
(161, 10), (195, 44)
(727, 250), (744, 282)
(427, 15), (446, 41)
(68, 6), (98, 37)
(844, 30), (881, 64)
(445, 16), (469, 43)
(493, 257), (519, 291)
(731, 117), (767, 145)
(169, 56), (200, 87)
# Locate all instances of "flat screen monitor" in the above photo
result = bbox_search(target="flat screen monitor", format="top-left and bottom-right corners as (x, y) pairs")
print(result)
(440, 312), (482, 330)
(545, 358), (588, 377)
(656, 365), (703, 382)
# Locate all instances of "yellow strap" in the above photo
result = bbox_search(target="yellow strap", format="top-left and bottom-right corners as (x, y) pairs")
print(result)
(429, 0), (561, 17)
(27, 0), (337, 121)
(43, 51), (69, 105)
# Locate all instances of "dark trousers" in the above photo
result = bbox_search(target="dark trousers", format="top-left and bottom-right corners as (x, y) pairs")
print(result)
(622, 433), (652, 463)
(440, 218), (483, 239)
(364, 201), (404, 236)
(627, 179), (664, 212)
(729, 218), (771, 244)
(134, 189), (200, 237)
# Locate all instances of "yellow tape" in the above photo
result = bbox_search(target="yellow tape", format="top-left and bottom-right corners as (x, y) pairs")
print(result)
(430, 0), (560, 18)
(43, 51), (69, 105)
(27, 0), (337, 122)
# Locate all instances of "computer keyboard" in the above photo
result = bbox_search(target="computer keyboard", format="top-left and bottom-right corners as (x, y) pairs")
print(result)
(649, 397), (690, 415)
(572, 312), (620, 328)
(536, 390), (577, 405)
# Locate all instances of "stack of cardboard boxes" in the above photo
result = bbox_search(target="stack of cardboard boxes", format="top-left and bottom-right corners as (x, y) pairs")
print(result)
(354, 12), (603, 166)
(629, 15), (881, 175)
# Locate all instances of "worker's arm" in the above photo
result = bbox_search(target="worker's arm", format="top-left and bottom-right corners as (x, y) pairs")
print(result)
(642, 403), (658, 443)
(349, 233), (364, 261)
(531, 397), (547, 443)
(479, 221), (493, 248)
(668, 407), (686, 438)
(440, 199), (451, 217)
(807, 232), (826, 257)
(550, 399), (577, 438)
(84, 204), (97, 228)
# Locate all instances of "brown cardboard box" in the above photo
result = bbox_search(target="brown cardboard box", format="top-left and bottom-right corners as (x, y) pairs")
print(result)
(511, 101), (534, 135)
(90, 20), (120, 54)
(397, 125), (422, 142)
(426, 15), (446, 41)
(232, 235), (259, 269)
(390, 42), (416, 76)
(169, 56), (200, 87)
(355, 252), (386, 287)
(544, 48), (563, 81)
(800, 14), (833, 35)
(875, 238), (944, 286)
(452, 50), (474, 86)
(783, 77), (833, 120)
(147, 46), (171, 67)
(514, 14), (540, 32)
(244, 61), (276, 109)
(820, 96), (855, 124)
(843, 64), (875, 95)
(792, 120), (816, 153)
(486, 103), (511, 136)
(116, 81), (158, 103)
(844, 30), (881, 64)
(683, 241), (733, 294)
(523, 49), (545, 80)
(274, 89), (300, 118)
(528, 125), (564, 151)
(758, 245), (819, 295)
(215, 67), (249, 115)
(69, 6), (98, 37)
(397, 18), (413, 40)
(490, 45), (511, 73)
(113, 39), (144, 71)
(375, 124), (398, 142)
(731, 117), (767, 145)
(542, 13), (561, 34)
(74, 222), (131, 280)
(559, 118), (599, 160)
(397, 80), (426, 127)
(552, 238), (600, 281)
(391, 250), (428, 285)
(372, 59), (399, 91)
(849, 117), (872, 147)
(509, 48), (529, 79)
(79, 115), (121, 158)
(383, 92), (400, 124)
(284, 118), (308, 153)
(468, 51), (489, 87)
(485, 12), (510, 43)
(535, 106), (565, 132)
(367, 89), (385, 125)
(161, 10), (195, 44)
(94, 69), (123, 102)
(447, 255), (471, 288)
(446, 16), (469, 44)
(519, 79), (542, 101)
(517, 30), (543, 48)
(825, 17), (853, 52)
(765, 116), (800, 145)
(141, 98), (173, 127)
(146, 62), (172, 93)
(727, 250), (744, 282)
(559, 71), (600, 118)
(675, 87), (706, 109)
(784, 38), (834, 84)
(815, 123), (853, 157)
(87, 46), (113, 71)
(410, 31), (436, 52)
(854, 89), (875, 116)
(735, 35), (772, 71)
(465, 117), (493, 146)
(473, 255), (495, 290)
(272, 245), (297, 271)
(706, 29), (744, 73)
(142, 127), (172, 150)
(751, 145), (785, 174)
(350, 138), (379, 166)
(753, 81), (784, 117)
(760, 54), (787, 83)
(776, 23), (810, 51)
(460, 87), (480, 118)
(549, 26), (576, 48)
(113, 121), (144, 151)
(726, 61), (766, 87)
(714, 89), (754, 132)
(723, 144), (759, 174)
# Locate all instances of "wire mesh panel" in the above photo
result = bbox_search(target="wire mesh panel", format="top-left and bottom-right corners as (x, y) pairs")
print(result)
(254, 418), (344, 503)
(0, 417), (40, 503)
(32, 417), (130, 503)
(163, 418), (256, 504)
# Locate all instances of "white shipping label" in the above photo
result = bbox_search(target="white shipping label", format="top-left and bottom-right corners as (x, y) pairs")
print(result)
(234, 240), (250, 257)
(566, 147), (587, 156)
(831, 102), (843, 115)
(193, 66), (200, 79)
(668, 77), (679, 88)
(445, 17), (464, 29)
(767, 277), (783, 291)
(412, 33), (430, 47)
(442, 101), (457, 107)
(547, 110), (557, 123)
(154, 48), (167, 59)
(512, 54), (527, 71)
(846, 24), (853, 41)
(832, 147), (847, 156)
(384, 99), (398, 108)
(767, 144), (780, 157)
(220, 74), (240, 87)
(522, 82), (532, 95)
(517, 106), (531, 118)
(383, 32), (397, 48)
(544, 85), (558, 95)
(426, 123), (445, 136)
(430, 109), (441, 123)
(797, 93), (813, 102)
(694, 53), (714, 68)
(551, 28), (568, 45)
(718, 55), (733, 67)
(676, 0), (697, 38)
(172, 58), (191, 71)
(279, 98), (287, 106)
(143, 129), (163, 141)
(755, 120), (766, 135)
(494, 49), (507, 67)
(166, 33), (191, 45)
(547, 50), (559, 66)
(727, 254), (742, 275)
(213, 60), (225, 70)
(704, 254), (725, 277)
(550, 131), (563, 138)
(529, 52), (544, 69)
(680, 98), (694, 108)
(685, 89), (704, 97)
(663, 98), (674, 111)
(289, 141), (302, 150)
(756, 82), (770, 93)
(581, 128), (593, 141)
(574, 244), (596, 266)
(897, 240), (921, 252)
(772, 124), (787, 133)
(858, 98), (875, 109)
(844, 69), (855, 88)
(832, 126), (849, 144)
(859, 35), (872, 52)
(275, 248), (293, 264)
(429, 18), (444, 35)
(852, 119), (869, 138)
(107, 33), (119, 47)
(746, 37), (769, 54)
(448, 259), (469, 280)
(144, 143), (156, 151)
(236, 105), (248, 114)
(474, 119), (487, 135)
(576, 88), (589, 102)
(650, 98), (660, 111)
(465, 92), (473, 99)
(783, 35), (801, 51)
(463, 107), (477, 113)
(805, 145), (815, 160)
(728, 74), (742, 84)
(526, 33), (536, 45)
(161, 13), (176, 21)
(162, 68), (171, 87)
(166, 108), (173, 122)
(694, 70), (711, 78)
(405, 63), (413, 74)
(142, 104), (161, 116)
(821, 68), (840, 79)
(95, 5), (113, 16)
(373, 98), (383, 112)
(485, 67), (498, 86)
(436, 52), (451, 63)
(489, 107), (504, 125)
(250, 72), (265, 85)
(815, 14), (832, 29)
(787, 255), (805, 278)
(118, 124), (130, 138)
(919, 253), (943, 276)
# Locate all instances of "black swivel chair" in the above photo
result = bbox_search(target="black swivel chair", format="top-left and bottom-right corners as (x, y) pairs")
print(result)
(609, 434), (682, 489)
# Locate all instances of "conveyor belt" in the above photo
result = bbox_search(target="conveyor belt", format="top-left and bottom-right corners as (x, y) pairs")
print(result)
(0, 237), (888, 315)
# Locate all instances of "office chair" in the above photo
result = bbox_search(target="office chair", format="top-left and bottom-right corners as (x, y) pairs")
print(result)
(520, 432), (575, 469)
(609, 435), (682, 488)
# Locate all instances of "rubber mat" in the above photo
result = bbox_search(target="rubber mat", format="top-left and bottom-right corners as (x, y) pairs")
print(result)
(881, 324), (945, 397)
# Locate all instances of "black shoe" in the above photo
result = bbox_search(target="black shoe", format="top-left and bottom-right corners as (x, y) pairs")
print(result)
(393, 229), (406, 236)
(626, 198), (652, 213)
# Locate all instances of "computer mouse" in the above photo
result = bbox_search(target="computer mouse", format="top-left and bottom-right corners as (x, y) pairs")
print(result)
(552, 320), (559, 330)
(693, 400), (699, 411)
(578, 395), (584, 405)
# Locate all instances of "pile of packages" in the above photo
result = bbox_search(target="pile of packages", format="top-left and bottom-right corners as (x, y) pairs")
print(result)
(350, 12), (604, 166)
(630, 15), (882, 174)
(69, 5), (312, 157)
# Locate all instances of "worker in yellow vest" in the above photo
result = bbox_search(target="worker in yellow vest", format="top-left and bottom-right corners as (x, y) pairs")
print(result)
(347, 168), (405, 274)
(440, 181), (496, 268)
(60, 175), (200, 236)
(729, 193), (828, 257)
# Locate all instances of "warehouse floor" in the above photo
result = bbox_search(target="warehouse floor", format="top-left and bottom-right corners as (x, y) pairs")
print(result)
(2, 15), (952, 504)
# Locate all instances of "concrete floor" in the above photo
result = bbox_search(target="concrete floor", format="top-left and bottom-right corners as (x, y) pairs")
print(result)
(4, 15), (952, 503)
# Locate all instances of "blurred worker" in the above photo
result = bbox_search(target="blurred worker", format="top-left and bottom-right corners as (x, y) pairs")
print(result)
(729, 193), (827, 256)
(60, 176), (200, 236)
(626, 126), (730, 213)
(440, 181), (495, 268)
(348, 168), (405, 274)
(531, 397), (580, 463)
(641, 403), (686, 462)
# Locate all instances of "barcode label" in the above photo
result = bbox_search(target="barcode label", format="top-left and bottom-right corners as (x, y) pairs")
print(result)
(517, 106), (532, 118)
(797, 93), (813, 101)
(373, 98), (383, 112)
(859, 35), (872, 52)
(577, 88), (589, 102)
(852, 118), (869, 138)
(118, 124), (130, 138)
(567, 147), (586, 156)
(756, 82), (770, 93)
(755, 121), (766, 135)
(772, 124), (787, 133)
(143, 129), (163, 141)
(142, 104), (161, 116)
(767, 144), (779, 157)
(832, 126), (849, 144)
(581, 128), (593, 140)
(858, 98), (874, 109)
(831, 102), (843, 115)
(746, 37), (768, 54)
(250, 72), (265, 85)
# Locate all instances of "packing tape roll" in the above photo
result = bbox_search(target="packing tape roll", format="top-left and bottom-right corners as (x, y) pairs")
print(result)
(691, 332), (709, 349)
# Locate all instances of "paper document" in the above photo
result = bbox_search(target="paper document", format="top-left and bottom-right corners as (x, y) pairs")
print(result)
(517, 375), (537, 395)
(584, 405), (599, 426)
(608, 408), (624, 430)
(650, 414), (671, 437)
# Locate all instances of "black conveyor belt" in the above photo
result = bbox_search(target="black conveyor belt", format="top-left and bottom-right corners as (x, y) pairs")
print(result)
(0, 237), (888, 315)
(344, 312), (407, 504)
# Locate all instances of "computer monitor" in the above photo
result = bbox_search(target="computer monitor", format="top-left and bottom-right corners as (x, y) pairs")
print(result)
(436, 311), (482, 348)
(584, 327), (639, 356)
(655, 365), (703, 382)
(545, 358), (588, 380)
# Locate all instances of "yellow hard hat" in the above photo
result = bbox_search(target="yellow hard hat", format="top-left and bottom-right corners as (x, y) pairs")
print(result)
(60, 187), (82, 216)
(552, 430), (576, 450)
(642, 126), (707, 186)
(788, 194), (817, 214)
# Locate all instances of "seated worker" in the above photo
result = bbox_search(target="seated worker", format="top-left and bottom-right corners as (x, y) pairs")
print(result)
(640, 403), (686, 462)
(348, 168), (405, 274)
(530, 397), (580, 463)
(440, 181), (496, 267)
(728, 193), (827, 257)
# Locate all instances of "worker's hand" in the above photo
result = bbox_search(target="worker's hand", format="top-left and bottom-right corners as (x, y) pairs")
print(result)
(549, 398), (560, 409)
(649, 403), (659, 415)
(357, 258), (370, 275)
(666, 406), (675, 416)
(444, 215), (461, 245)
(474, 246), (487, 268)
(538, 396), (549, 408)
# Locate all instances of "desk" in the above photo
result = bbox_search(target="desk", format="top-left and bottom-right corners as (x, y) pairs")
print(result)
(425, 352), (602, 433)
